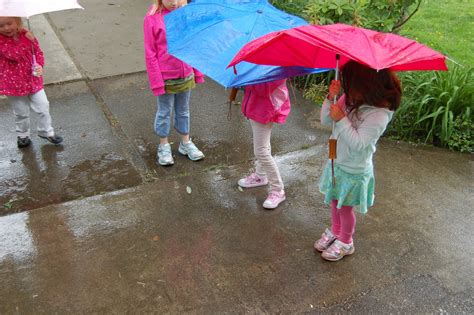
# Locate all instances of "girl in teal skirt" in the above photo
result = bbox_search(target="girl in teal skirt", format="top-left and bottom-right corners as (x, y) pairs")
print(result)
(314, 61), (402, 261)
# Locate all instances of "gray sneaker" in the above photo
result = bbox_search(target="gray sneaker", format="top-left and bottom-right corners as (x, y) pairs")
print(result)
(178, 139), (204, 161)
(157, 143), (174, 166)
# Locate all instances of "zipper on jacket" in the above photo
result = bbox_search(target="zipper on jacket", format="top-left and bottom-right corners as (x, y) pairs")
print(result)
(243, 90), (251, 117)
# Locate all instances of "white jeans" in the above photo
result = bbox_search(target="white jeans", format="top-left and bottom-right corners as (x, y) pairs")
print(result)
(8, 89), (54, 138)
(250, 119), (284, 192)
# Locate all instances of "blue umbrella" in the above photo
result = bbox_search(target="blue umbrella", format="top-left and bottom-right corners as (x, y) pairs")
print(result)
(165, 0), (329, 88)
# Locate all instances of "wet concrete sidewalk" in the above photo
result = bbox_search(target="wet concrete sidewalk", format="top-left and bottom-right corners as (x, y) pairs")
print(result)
(1, 140), (473, 313)
(1, 1), (473, 313)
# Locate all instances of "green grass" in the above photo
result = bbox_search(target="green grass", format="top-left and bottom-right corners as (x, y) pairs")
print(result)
(400, 0), (474, 67)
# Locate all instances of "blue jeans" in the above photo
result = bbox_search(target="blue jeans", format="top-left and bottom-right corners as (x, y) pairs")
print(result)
(154, 90), (191, 137)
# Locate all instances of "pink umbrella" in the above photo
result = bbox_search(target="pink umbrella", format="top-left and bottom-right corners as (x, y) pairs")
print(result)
(228, 23), (447, 72)
(229, 23), (448, 187)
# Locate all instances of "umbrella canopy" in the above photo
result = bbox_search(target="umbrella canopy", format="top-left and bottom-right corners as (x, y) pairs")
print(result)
(165, 0), (328, 88)
(0, 0), (83, 18)
(229, 23), (448, 72)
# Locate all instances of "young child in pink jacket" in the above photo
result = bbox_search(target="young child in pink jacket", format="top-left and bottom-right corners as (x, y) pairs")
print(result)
(144, 0), (205, 166)
(238, 79), (290, 209)
(0, 16), (63, 148)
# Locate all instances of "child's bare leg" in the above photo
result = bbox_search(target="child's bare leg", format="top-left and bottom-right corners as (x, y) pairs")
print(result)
(180, 134), (190, 144)
(160, 137), (169, 145)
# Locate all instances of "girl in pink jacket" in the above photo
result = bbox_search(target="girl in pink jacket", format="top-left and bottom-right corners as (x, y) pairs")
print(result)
(238, 79), (290, 209)
(0, 16), (63, 148)
(144, 0), (205, 166)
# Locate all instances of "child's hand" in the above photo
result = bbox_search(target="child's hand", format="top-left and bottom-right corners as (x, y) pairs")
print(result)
(25, 31), (35, 41)
(33, 65), (43, 77)
(328, 80), (341, 100)
(330, 103), (346, 122)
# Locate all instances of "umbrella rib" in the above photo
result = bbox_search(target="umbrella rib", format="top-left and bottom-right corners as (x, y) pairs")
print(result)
(361, 30), (379, 70)
(247, 5), (264, 44)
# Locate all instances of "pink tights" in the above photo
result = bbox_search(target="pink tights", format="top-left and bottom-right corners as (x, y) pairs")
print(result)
(330, 200), (356, 244)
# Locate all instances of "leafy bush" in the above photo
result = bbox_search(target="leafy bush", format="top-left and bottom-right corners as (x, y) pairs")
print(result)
(387, 65), (473, 151)
(302, 79), (328, 104)
(447, 108), (473, 153)
(270, 0), (308, 17)
(272, 0), (422, 33)
(272, 1), (473, 153)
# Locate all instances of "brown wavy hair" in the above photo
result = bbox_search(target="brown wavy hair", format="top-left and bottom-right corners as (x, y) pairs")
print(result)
(341, 61), (402, 113)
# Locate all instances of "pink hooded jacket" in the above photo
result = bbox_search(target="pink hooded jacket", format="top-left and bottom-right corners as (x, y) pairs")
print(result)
(0, 29), (44, 96)
(144, 6), (204, 96)
(242, 79), (291, 124)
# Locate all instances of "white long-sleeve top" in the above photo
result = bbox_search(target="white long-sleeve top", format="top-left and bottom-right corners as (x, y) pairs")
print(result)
(321, 98), (393, 174)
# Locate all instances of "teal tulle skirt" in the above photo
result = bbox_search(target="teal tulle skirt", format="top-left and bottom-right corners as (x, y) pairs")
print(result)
(318, 162), (375, 214)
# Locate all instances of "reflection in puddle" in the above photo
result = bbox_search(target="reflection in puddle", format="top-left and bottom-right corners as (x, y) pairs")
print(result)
(1, 152), (141, 215)
(0, 212), (36, 263)
(64, 193), (142, 238)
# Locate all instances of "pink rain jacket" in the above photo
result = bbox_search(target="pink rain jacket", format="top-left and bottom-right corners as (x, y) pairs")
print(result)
(0, 29), (44, 96)
(144, 7), (204, 96)
(242, 79), (291, 124)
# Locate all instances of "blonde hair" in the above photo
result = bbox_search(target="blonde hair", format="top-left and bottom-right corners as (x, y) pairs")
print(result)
(149, 0), (187, 15)
(14, 17), (23, 29)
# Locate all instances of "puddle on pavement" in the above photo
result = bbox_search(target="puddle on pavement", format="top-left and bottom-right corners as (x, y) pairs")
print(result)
(0, 152), (142, 216)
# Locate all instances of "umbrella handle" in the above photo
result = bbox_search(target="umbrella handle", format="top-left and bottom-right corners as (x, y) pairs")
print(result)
(26, 19), (36, 63)
(333, 54), (340, 104)
(330, 54), (340, 187)
(228, 88), (238, 102)
(227, 88), (239, 122)
(331, 54), (341, 132)
(328, 139), (337, 160)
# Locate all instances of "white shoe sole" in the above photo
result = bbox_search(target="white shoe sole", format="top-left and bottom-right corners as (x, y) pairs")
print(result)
(158, 159), (174, 166)
(321, 246), (355, 261)
(178, 148), (204, 161)
(237, 179), (268, 188)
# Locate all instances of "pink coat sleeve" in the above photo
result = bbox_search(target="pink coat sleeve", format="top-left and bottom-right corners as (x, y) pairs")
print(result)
(144, 16), (166, 96)
(193, 68), (205, 84)
(33, 38), (44, 67)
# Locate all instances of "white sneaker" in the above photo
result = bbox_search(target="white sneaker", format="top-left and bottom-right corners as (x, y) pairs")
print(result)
(157, 143), (174, 166)
(178, 139), (204, 161)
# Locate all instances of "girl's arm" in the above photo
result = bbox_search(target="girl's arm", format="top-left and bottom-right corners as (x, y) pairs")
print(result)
(334, 110), (391, 152)
(33, 38), (44, 67)
(144, 16), (165, 96)
(320, 98), (333, 125)
(193, 68), (205, 84)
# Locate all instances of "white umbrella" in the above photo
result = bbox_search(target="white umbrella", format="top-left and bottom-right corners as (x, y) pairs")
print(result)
(0, 0), (83, 71)
(0, 0), (83, 18)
